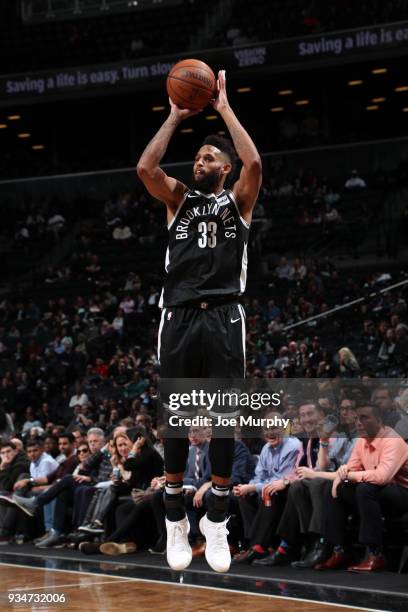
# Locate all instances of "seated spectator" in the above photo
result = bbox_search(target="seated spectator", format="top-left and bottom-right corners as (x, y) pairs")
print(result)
(338, 347), (360, 378)
(233, 415), (301, 564)
(67, 428), (111, 542)
(112, 309), (125, 335)
(12, 433), (78, 547)
(267, 400), (358, 569)
(275, 257), (294, 281)
(344, 169), (367, 190)
(273, 347), (290, 371)
(47, 212), (65, 240)
(113, 223), (133, 242)
(43, 435), (59, 459)
(317, 403), (408, 572)
(0, 440), (29, 497)
(325, 207), (341, 223)
(372, 386), (401, 429)
(119, 295), (135, 315)
(0, 441), (30, 543)
(253, 401), (326, 567)
(0, 438), (58, 543)
(78, 430), (162, 537)
(21, 406), (42, 437)
(68, 383), (89, 409)
(80, 429), (164, 555)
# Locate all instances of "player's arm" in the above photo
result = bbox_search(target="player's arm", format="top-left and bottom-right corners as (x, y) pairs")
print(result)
(213, 70), (262, 223)
(136, 101), (202, 217)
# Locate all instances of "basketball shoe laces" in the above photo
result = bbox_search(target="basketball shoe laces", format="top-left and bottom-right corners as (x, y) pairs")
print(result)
(170, 522), (189, 552)
(208, 518), (230, 551)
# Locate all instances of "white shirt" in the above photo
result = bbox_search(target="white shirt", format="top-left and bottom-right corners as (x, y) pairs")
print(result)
(69, 392), (89, 408)
(30, 452), (59, 480)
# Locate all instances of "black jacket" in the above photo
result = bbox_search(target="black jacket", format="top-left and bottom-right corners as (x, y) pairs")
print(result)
(0, 452), (30, 491)
(123, 446), (164, 490)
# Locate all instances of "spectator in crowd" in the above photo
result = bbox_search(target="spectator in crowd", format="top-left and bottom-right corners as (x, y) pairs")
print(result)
(12, 433), (78, 547)
(79, 428), (163, 555)
(317, 403), (408, 572)
(0, 438), (57, 543)
(254, 401), (326, 567)
(69, 383), (89, 409)
(233, 415), (301, 564)
(268, 400), (358, 569)
(0, 441), (30, 543)
(344, 170), (367, 190)
(338, 347), (360, 378)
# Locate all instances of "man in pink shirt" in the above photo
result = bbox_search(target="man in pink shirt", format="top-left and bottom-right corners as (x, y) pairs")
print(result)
(316, 402), (408, 573)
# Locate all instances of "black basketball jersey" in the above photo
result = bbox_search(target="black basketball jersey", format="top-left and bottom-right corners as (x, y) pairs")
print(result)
(160, 189), (250, 307)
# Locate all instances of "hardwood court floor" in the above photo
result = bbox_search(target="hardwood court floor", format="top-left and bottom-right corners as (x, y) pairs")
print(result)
(0, 564), (369, 612)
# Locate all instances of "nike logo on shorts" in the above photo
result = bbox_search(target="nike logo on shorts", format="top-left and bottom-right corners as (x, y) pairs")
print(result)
(230, 317), (241, 324)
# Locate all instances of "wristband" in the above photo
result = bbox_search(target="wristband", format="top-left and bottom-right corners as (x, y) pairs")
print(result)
(29, 478), (36, 486)
(319, 441), (329, 448)
(128, 451), (136, 458)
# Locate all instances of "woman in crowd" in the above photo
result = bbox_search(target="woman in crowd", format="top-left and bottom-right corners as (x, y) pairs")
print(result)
(78, 428), (163, 553)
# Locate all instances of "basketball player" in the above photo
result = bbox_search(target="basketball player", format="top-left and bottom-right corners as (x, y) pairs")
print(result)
(137, 70), (262, 572)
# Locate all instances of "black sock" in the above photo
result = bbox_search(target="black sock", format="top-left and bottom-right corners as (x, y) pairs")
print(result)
(164, 481), (185, 522)
(206, 483), (229, 523)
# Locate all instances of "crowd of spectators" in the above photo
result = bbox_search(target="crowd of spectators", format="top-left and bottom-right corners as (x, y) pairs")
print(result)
(0, 151), (407, 571)
(0, 237), (408, 565)
(1, 384), (408, 574)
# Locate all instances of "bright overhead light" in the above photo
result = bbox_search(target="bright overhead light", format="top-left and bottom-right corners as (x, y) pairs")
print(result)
(348, 80), (363, 86)
(372, 68), (387, 74)
(295, 100), (310, 106)
(372, 97), (386, 103)
(278, 90), (293, 95)
(32, 144), (45, 150)
(181, 128), (193, 133)
(403, 107), (408, 113)
(205, 115), (217, 120)
(8, 114), (21, 120)
(0, 124), (7, 129)
(366, 105), (379, 111)
(395, 86), (408, 92)
(270, 107), (284, 112)
(237, 87), (251, 93)
(18, 133), (31, 138)
(152, 106), (165, 111)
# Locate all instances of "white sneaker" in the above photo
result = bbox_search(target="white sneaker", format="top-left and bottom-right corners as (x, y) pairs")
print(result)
(199, 514), (231, 573)
(165, 517), (192, 571)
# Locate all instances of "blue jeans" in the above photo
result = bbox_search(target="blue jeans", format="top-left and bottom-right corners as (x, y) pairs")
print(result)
(43, 499), (56, 531)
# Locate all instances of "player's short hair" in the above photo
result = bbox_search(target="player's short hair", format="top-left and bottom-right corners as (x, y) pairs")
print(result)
(202, 134), (237, 180)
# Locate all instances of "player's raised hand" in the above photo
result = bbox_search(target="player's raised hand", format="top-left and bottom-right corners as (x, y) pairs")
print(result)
(212, 70), (230, 113)
(169, 97), (203, 121)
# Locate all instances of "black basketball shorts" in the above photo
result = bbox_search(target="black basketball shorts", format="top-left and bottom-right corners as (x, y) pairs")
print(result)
(158, 302), (246, 379)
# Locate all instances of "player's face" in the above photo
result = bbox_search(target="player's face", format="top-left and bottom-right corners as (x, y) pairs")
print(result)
(192, 145), (228, 194)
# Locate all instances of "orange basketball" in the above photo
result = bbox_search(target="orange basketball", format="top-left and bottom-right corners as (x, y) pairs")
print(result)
(167, 59), (216, 110)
